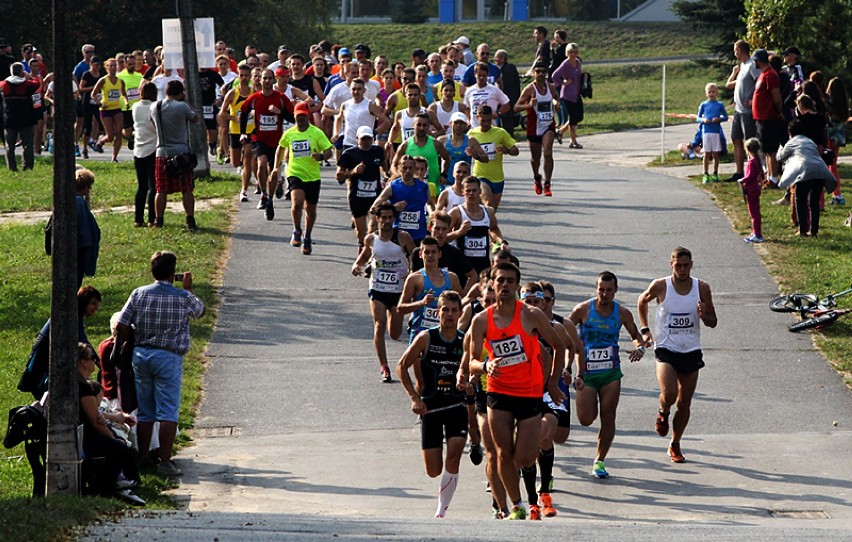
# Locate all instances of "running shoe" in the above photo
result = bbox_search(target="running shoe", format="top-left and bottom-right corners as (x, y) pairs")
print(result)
(711, 173), (719, 183)
(94, 143), (104, 153)
(290, 229), (302, 247)
(380, 365), (392, 383)
(323, 159), (331, 167)
(744, 234), (764, 243)
(265, 200), (275, 221)
(544, 183), (552, 197)
(256, 196), (268, 210)
(87, 139), (97, 152)
(539, 492), (557, 517)
(254, 184), (262, 195)
(655, 410), (669, 436)
(506, 505), (526, 520)
(302, 237), (312, 255)
(593, 460), (609, 478)
(469, 443), (484, 466)
(528, 504), (542, 521)
(240, 190), (249, 202)
(668, 442), (686, 463)
(74, 144), (81, 157)
(82, 148), (89, 159)
(533, 174), (543, 195)
(492, 507), (503, 520)
(217, 154), (225, 165)
(702, 174), (711, 184)
(275, 182), (284, 199)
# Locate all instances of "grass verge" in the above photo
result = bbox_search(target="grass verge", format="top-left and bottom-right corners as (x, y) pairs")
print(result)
(681, 164), (852, 382)
(0, 161), (235, 541)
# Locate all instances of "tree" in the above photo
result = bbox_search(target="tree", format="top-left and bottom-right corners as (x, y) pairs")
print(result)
(671, 0), (746, 59)
(744, 0), (852, 82)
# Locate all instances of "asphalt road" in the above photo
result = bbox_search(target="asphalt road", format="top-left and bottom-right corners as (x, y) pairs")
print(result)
(81, 124), (852, 541)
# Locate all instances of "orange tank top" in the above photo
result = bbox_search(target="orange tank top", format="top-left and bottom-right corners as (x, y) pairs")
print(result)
(484, 300), (543, 398)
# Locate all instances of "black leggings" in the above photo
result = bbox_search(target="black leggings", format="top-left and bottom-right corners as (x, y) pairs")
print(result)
(83, 430), (139, 495)
(795, 178), (825, 236)
(134, 154), (156, 225)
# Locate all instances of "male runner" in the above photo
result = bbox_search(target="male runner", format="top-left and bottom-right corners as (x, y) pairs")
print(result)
(397, 290), (468, 518)
(271, 102), (333, 255)
(447, 176), (506, 275)
(392, 112), (451, 203)
(436, 161), (471, 212)
(398, 237), (462, 343)
(240, 68), (295, 219)
(387, 83), (444, 154)
(337, 126), (388, 249)
(352, 203), (415, 383)
(469, 105), (519, 210)
(457, 262), (566, 520)
(117, 54), (144, 148)
(569, 271), (647, 478)
(199, 64), (225, 157)
(335, 78), (390, 150)
(463, 63), (510, 130)
(371, 154), (431, 245)
(637, 246), (717, 463)
(514, 62), (559, 196)
(411, 211), (478, 294)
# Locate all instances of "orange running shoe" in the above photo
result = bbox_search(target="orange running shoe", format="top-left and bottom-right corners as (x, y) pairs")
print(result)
(539, 492), (557, 517)
(528, 504), (542, 520)
(668, 442), (686, 463)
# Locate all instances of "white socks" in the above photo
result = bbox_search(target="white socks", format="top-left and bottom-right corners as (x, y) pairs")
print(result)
(435, 471), (459, 518)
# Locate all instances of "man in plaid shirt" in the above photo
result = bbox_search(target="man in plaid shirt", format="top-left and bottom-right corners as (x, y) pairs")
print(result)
(117, 251), (205, 478)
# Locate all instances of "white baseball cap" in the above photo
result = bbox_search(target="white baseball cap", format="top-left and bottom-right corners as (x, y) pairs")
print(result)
(449, 111), (468, 124)
(356, 126), (374, 139)
(453, 36), (470, 46)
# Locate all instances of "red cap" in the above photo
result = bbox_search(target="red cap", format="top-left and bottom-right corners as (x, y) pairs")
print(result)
(294, 102), (310, 117)
(275, 66), (290, 77)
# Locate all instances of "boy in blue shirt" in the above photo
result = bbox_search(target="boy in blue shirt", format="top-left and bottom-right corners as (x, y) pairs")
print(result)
(697, 83), (728, 183)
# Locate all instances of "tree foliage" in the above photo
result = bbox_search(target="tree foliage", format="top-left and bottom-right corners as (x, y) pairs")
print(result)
(671, 0), (746, 59)
(0, 0), (333, 66)
(744, 0), (852, 82)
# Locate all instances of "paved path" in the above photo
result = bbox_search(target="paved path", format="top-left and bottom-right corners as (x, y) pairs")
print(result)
(82, 123), (852, 541)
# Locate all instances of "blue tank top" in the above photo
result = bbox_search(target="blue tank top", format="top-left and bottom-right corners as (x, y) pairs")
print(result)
(445, 134), (471, 185)
(409, 269), (451, 339)
(579, 299), (621, 374)
(390, 178), (429, 240)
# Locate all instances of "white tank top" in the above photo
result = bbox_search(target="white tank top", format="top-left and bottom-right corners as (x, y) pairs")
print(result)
(278, 85), (295, 132)
(445, 188), (465, 210)
(343, 98), (374, 147)
(654, 277), (701, 353)
(369, 233), (408, 294)
(534, 83), (554, 136)
(400, 108), (424, 141)
(435, 101), (459, 131)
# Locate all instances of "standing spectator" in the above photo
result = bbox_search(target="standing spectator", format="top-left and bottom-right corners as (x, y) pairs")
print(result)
(781, 47), (805, 86)
(150, 80), (199, 231)
(2, 62), (39, 171)
(739, 138), (765, 243)
(550, 30), (568, 128)
(696, 82), (728, 184)
(132, 82), (158, 227)
(117, 251), (205, 478)
(494, 50), (521, 134)
(751, 49), (785, 187)
(825, 77), (847, 205)
(552, 43), (584, 148)
(724, 39), (760, 183)
(454, 36), (475, 67)
(529, 26), (551, 76)
(75, 168), (101, 287)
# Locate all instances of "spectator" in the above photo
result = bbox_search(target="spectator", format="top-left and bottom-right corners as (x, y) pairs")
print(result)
(75, 168), (101, 287)
(724, 39), (760, 183)
(777, 119), (837, 238)
(493, 50), (521, 136)
(0, 37), (15, 80)
(696, 82), (728, 183)
(530, 26), (551, 75)
(825, 77), (847, 205)
(453, 36), (475, 66)
(116, 251), (205, 478)
(751, 49), (785, 187)
(150, 80), (199, 230)
(552, 43), (584, 148)
(132, 81), (158, 227)
(2, 62), (39, 171)
(550, 30), (568, 127)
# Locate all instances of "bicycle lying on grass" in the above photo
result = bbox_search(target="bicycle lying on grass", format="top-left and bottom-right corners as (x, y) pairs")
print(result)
(769, 284), (852, 332)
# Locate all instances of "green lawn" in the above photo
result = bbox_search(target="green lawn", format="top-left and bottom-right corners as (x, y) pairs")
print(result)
(688, 164), (852, 381)
(330, 21), (711, 65)
(0, 162), (234, 542)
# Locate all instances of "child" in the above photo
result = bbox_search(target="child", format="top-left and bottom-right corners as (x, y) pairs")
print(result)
(697, 82), (728, 183)
(739, 137), (764, 243)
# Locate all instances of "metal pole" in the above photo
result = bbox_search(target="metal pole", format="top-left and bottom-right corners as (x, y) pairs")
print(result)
(177, 0), (210, 177)
(661, 64), (666, 163)
(45, 0), (81, 496)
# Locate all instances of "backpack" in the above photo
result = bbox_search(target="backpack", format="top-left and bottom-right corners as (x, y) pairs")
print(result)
(580, 72), (593, 99)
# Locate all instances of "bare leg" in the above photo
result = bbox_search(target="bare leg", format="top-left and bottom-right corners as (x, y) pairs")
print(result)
(595, 379), (621, 462)
(370, 299), (390, 370)
(157, 421), (178, 463)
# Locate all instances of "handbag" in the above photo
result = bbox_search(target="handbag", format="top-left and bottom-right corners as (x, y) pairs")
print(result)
(155, 100), (197, 176)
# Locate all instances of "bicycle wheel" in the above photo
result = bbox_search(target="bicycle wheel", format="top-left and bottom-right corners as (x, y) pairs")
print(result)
(788, 311), (841, 332)
(770, 293), (818, 313)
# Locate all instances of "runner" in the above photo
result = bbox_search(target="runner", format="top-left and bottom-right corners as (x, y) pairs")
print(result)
(272, 65), (315, 199)
(515, 62), (559, 196)
(411, 210), (478, 294)
(337, 126), (389, 248)
(456, 262), (566, 520)
(438, 111), (482, 185)
(428, 79), (469, 131)
(117, 54), (144, 149)
(469, 105), (518, 210)
(320, 60), (358, 159)
(270, 102), (333, 255)
(219, 64), (255, 201)
(398, 237), (463, 343)
(568, 271), (647, 478)
(463, 62), (510, 130)
(392, 112), (451, 204)
(436, 161), (471, 212)
(198, 64), (225, 158)
(397, 290), (467, 518)
(637, 246), (717, 463)
(335, 78), (390, 151)
(447, 176), (506, 275)
(239, 68), (295, 220)
(352, 203), (415, 383)
(91, 58), (127, 162)
(370, 154), (431, 245)
(386, 81), (442, 154)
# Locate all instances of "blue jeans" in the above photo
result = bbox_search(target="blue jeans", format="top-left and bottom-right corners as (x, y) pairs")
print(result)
(132, 346), (183, 423)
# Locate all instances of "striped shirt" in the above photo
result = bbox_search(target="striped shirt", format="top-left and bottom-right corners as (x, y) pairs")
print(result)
(117, 281), (205, 355)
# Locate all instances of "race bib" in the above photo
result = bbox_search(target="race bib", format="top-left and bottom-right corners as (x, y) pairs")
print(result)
(490, 335), (528, 367)
(464, 236), (488, 258)
(203, 105), (215, 120)
(126, 87), (141, 102)
(291, 139), (311, 158)
(402, 127), (415, 140)
(107, 89), (121, 102)
(258, 114), (277, 131)
(422, 306), (439, 327)
(373, 269), (400, 292)
(667, 312), (695, 334)
(399, 210), (420, 230)
(543, 391), (567, 412)
(356, 179), (378, 198)
(480, 142), (496, 160)
(32, 93), (42, 108)
(586, 347), (614, 372)
(537, 101), (553, 123)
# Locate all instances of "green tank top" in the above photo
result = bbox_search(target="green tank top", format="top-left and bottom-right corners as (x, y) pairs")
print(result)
(405, 135), (439, 185)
